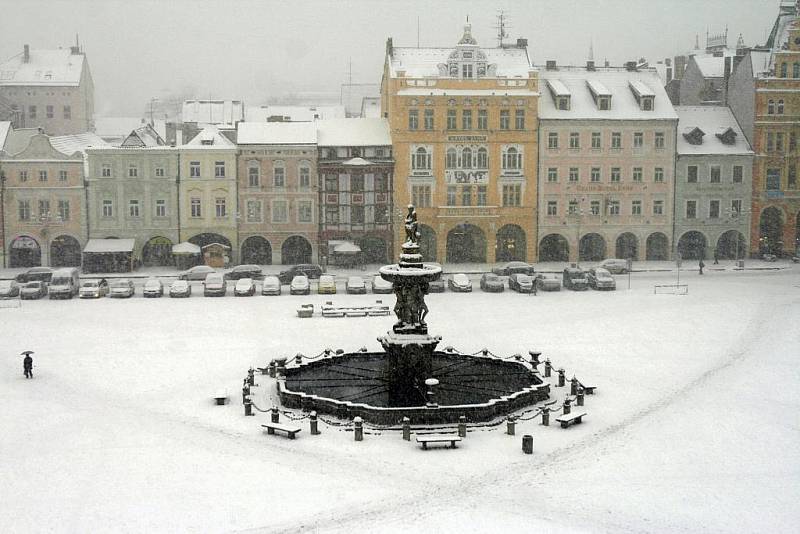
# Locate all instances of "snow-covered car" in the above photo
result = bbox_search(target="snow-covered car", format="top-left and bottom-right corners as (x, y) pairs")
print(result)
(587, 268), (616, 290)
(290, 275), (310, 295)
(762, 253), (778, 262)
(563, 268), (589, 291)
(169, 279), (191, 298)
(20, 281), (47, 300)
(143, 277), (164, 298)
(278, 264), (323, 284)
(371, 275), (393, 294)
(534, 273), (561, 292)
(428, 277), (446, 293)
(178, 265), (215, 281)
(508, 273), (534, 293)
(346, 276), (367, 294)
(225, 264), (264, 281)
(15, 267), (54, 284)
(261, 275), (281, 296)
(79, 279), (109, 299)
(448, 273), (472, 292)
(599, 258), (629, 274)
(234, 278), (256, 296)
(317, 274), (337, 294)
(491, 261), (535, 276)
(109, 279), (135, 298)
(479, 273), (504, 292)
(0, 279), (20, 298)
(203, 273), (226, 297)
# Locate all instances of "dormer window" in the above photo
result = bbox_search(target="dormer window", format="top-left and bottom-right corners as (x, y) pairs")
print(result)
(586, 80), (612, 111)
(547, 80), (571, 111)
(629, 80), (655, 111)
(682, 127), (705, 145)
(715, 127), (738, 145)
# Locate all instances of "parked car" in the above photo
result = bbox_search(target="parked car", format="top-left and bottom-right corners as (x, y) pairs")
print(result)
(20, 281), (48, 300)
(143, 277), (164, 298)
(49, 267), (80, 299)
(346, 276), (367, 294)
(178, 265), (215, 281)
(448, 273), (472, 292)
(371, 275), (393, 294)
(479, 273), (505, 292)
(534, 273), (561, 292)
(428, 277), (446, 293)
(234, 278), (256, 296)
(203, 272), (227, 297)
(109, 279), (135, 298)
(169, 279), (192, 298)
(563, 267), (589, 291)
(261, 275), (282, 296)
(587, 267), (616, 290)
(599, 258), (629, 274)
(317, 274), (337, 294)
(15, 267), (54, 284)
(290, 275), (310, 295)
(278, 264), (323, 284)
(792, 252), (800, 264)
(225, 264), (264, 281)
(508, 273), (534, 293)
(491, 261), (535, 276)
(79, 278), (109, 299)
(762, 253), (778, 262)
(0, 279), (20, 298)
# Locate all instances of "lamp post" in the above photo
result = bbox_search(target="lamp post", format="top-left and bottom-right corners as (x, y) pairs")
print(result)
(725, 205), (751, 265)
(569, 199), (585, 267)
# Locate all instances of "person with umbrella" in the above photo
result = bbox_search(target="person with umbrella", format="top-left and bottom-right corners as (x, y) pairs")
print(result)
(22, 351), (33, 379)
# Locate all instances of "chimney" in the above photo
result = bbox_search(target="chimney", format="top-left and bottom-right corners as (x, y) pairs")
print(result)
(23, 44), (30, 63)
(586, 60), (596, 71)
(546, 60), (557, 70)
(386, 37), (393, 57)
(723, 56), (732, 105)
(625, 61), (637, 71)
(516, 38), (528, 49)
(666, 67), (673, 82)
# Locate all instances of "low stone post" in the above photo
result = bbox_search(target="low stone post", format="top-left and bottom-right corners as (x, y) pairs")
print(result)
(570, 376), (579, 395)
(458, 415), (467, 438)
(247, 368), (255, 386)
(541, 406), (550, 426)
(244, 398), (253, 416)
(563, 398), (572, 415)
(310, 411), (320, 435)
(353, 417), (363, 441)
(557, 369), (565, 387)
(522, 434), (533, 454)
(544, 359), (552, 378)
(506, 416), (516, 436)
(271, 406), (280, 423)
(402, 417), (411, 441)
(577, 388), (585, 407)
(268, 360), (277, 378)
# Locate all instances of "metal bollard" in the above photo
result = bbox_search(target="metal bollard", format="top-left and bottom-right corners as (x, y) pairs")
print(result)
(577, 388), (585, 407)
(571, 376), (579, 396)
(522, 434), (533, 454)
(544, 359), (552, 377)
(541, 407), (550, 426)
(563, 398), (572, 415)
(271, 406), (280, 423)
(242, 385), (249, 404)
(458, 415), (467, 437)
(244, 399), (253, 416)
(506, 416), (516, 436)
(310, 411), (320, 435)
(402, 417), (411, 441)
(353, 417), (363, 441)
(557, 369), (565, 387)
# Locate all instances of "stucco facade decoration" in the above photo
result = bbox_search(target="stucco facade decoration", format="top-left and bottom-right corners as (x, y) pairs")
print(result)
(0, 44), (95, 135)
(236, 122), (319, 265)
(537, 65), (678, 263)
(381, 24), (539, 263)
(86, 126), (180, 266)
(674, 106), (754, 260)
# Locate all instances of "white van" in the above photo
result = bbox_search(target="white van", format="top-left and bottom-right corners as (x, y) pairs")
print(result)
(49, 267), (80, 299)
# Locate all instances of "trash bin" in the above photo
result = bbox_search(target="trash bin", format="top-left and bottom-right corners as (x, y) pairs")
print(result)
(522, 434), (533, 454)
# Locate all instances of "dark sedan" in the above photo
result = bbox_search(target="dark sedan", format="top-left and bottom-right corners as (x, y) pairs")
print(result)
(508, 273), (534, 293)
(480, 273), (505, 292)
(278, 264), (323, 284)
(225, 264), (264, 281)
(15, 267), (54, 284)
(491, 261), (535, 276)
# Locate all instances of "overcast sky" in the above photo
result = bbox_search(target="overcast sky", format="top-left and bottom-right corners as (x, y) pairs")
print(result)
(0, 0), (780, 116)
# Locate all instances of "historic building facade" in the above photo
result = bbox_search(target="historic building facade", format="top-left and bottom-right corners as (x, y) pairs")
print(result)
(537, 65), (678, 262)
(316, 118), (394, 264)
(236, 122), (318, 265)
(381, 24), (539, 263)
(674, 106), (754, 260)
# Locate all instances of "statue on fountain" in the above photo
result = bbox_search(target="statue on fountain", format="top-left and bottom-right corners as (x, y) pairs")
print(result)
(404, 204), (419, 245)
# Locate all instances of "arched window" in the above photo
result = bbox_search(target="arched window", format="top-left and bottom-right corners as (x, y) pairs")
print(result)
(503, 147), (521, 170)
(794, 63), (800, 78)
(768, 100), (775, 114)
(412, 147), (431, 170)
(477, 147), (488, 169)
(446, 148), (457, 168)
(247, 160), (260, 187)
(273, 160), (285, 187)
(461, 147), (473, 169)
(778, 99), (785, 114)
(780, 62), (788, 78)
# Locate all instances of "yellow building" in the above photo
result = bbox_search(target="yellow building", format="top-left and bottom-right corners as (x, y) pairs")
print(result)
(381, 24), (539, 263)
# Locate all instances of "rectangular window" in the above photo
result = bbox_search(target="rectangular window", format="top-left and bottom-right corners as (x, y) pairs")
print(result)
(607, 200), (620, 215)
(568, 167), (579, 182)
(351, 174), (364, 192)
(155, 199), (166, 217)
(38, 200), (50, 217)
(776, 132), (784, 152)
(246, 200), (261, 222)
(39, 170), (47, 182)
(710, 165), (721, 183)
(214, 161), (225, 178)
(547, 168), (558, 182)
(591, 132), (601, 149)
(477, 185), (487, 206)
(611, 167), (621, 182)
(462, 110), (472, 130)
(733, 165), (743, 183)
(611, 132), (621, 149)
(790, 132), (797, 152)
(502, 184), (521, 207)
(547, 201), (558, 216)
(569, 132), (580, 149)
(272, 200), (288, 223)
(653, 200), (664, 215)
(350, 205), (365, 224)
(374, 173), (388, 192)
(18, 200), (30, 221)
(128, 165), (138, 178)
(447, 109), (457, 130)
(477, 109), (488, 130)
(298, 200), (313, 223)
(412, 185), (431, 208)
(19, 170), (27, 182)
(29, 105), (36, 119)
(687, 166), (698, 183)
(215, 198), (226, 218)
(424, 109), (434, 130)
(190, 198), (201, 218)
(58, 200), (70, 221)
(632, 167), (643, 182)
(767, 132), (774, 152)
(548, 132), (559, 149)
(299, 166), (310, 188)
(462, 64), (473, 78)
(499, 110), (510, 130)
(568, 199), (578, 215)
(686, 200), (697, 219)
(709, 200), (720, 218)
(129, 199), (140, 218)
(590, 200), (600, 215)
(190, 161), (200, 178)
(655, 132), (665, 149)
(46, 105), (54, 119)
(101, 164), (111, 177)
(155, 167), (165, 177)
(631, 200), (642, 215)
(246, 167), (259, 188)
(102, 200), (113, 218)
(273, 167), (285, 187)
(591, 167), (600, 182)
(788, 165), (797, 189)
(408, 109), (419, 130)
(461, 185), (472, 206)
(515, 109), (525, 130)
(375, 204), (388, 223)
(58, 170), (68, 181)
(63, 105), (71, 119)
(654, 167), (664, 183)
(633, 132), (643, 148)
(731, 199), (742, 214)
(447, 186), (456, 206)
(766, 169), (781, 190)
(325, 206), (339, 224)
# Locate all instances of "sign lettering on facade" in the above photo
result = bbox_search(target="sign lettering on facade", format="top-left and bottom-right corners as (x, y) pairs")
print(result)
(446, 169), (489, 184)
(576, 184), (635, 193)
(447, 135), (488, 142)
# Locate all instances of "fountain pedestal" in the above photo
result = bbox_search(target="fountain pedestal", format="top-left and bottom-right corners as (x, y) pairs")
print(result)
(378, 332), (441, 406)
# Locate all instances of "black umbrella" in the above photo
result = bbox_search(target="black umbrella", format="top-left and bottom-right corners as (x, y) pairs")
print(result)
(20, 350), (34, 356)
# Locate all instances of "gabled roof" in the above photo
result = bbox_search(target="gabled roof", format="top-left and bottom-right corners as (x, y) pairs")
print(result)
(236, 122), (317, 145)
(675, 106), (753, 155)
(183, 126), (235, 149)
(121, 124), (165, 147)
(3, 133), (83, 160)
(316, 118), (391, 147)
(0, 48), (85, 86)
(0, 121), (10, 150)
(49, 132), (108, 156)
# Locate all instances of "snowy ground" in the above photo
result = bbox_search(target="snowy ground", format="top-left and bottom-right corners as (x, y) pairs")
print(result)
(1, 266), (798, 533)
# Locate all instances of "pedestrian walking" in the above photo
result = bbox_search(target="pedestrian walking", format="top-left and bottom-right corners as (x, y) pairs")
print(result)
(699, 259), (705, 275)
(713, 249), (719, 265)
(23, 353), (33, 379)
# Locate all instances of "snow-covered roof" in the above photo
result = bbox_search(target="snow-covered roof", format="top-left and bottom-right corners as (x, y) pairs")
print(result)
(236, 122), (317, 145)
(49, 132), (108, 156)
(244, 105), (345, 123)
(675, 106), (753, 155)
(538, 67), (676, 120)
(547, 79), (571, 96)
(181, 100), (244, 126)
(0, 48), (85, 86)
(0, 121), (10, 150)
(360, 96), (381, 118)
(316, 118), (391, 147)
(83, 239), (135, 253)
(389, 46), (532, 78)
(694, 56), (727, 78)
(586, 80), (611, 97)
(396, 88), (537, 96)
(121, 124), (165, 147)
(172, 242), (201, 254)
(183, 126), (235, 149)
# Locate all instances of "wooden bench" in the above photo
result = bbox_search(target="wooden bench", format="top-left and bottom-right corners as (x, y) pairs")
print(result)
(555, 411), (587, 428)
(579, 384), (597, 395)
(415, 433), (462, 449)
(321, 304), (390, 318)
(261, 422), (302, 439)
(297, 304), (314, 318)
(213, 389), (228, 405)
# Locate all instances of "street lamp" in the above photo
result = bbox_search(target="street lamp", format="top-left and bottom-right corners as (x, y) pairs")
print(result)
(569, 199), (585, 267)
(725, 205), (751, 265)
